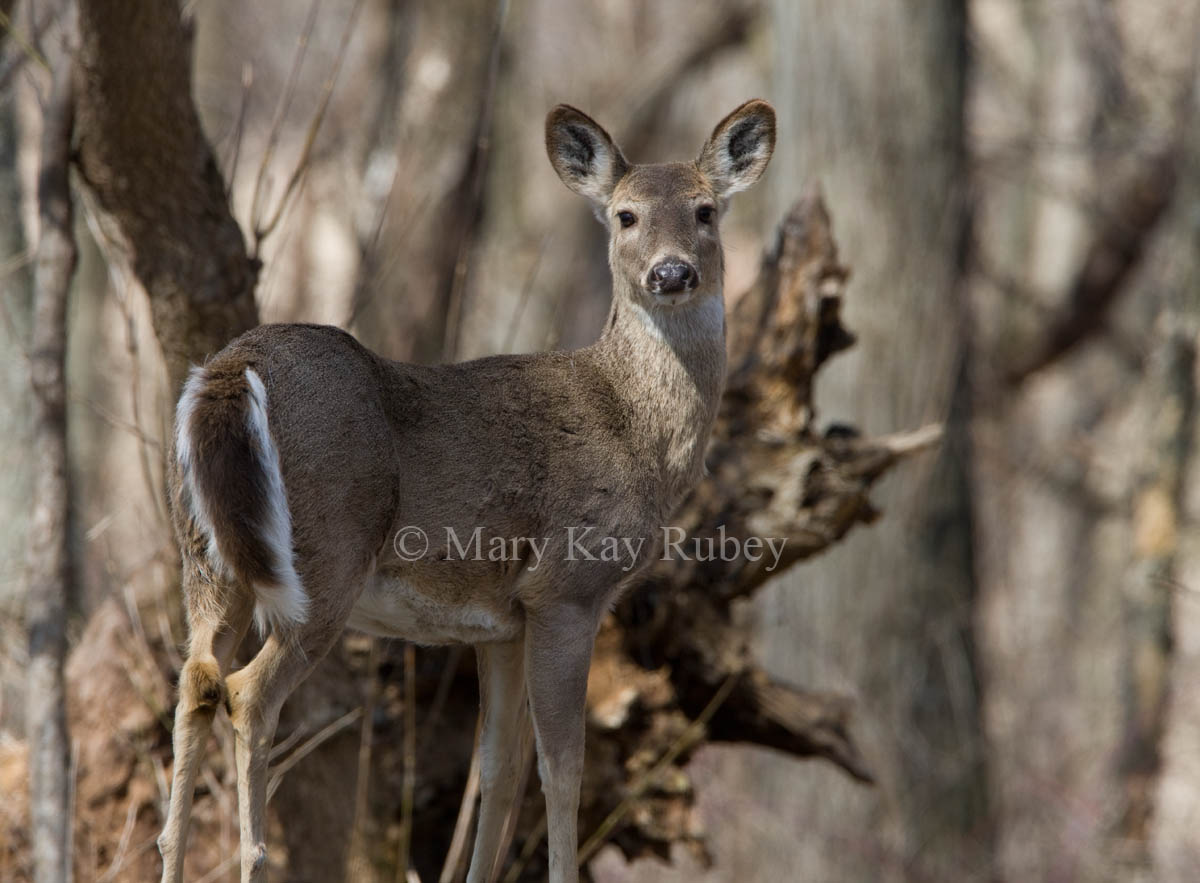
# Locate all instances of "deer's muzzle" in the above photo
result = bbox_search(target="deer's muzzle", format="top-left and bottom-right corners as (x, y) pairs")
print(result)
(646, 259), (699, 294)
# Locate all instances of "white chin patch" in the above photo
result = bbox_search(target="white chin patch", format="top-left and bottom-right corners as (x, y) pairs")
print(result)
(655, 291), (693, 306)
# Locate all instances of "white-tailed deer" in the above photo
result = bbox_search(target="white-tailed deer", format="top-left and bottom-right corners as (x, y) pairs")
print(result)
(158, 99), (775, 883)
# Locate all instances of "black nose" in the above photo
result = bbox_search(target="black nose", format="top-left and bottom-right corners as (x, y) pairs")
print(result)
(647, 260), (697, 294)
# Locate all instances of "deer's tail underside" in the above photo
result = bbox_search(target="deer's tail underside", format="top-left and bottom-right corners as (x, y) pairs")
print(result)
(174, 362), (308, 635)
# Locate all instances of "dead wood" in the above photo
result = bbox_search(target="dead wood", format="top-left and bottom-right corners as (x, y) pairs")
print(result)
(562, 192), (938, 868)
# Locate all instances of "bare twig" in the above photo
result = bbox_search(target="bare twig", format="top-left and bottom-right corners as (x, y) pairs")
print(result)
(247, 0), (322, 240)
(0, 247), (34, 280)
(616, 3), (759, 159)
(877, 423), (945, 457)
(252, 0), (365, 252)
(438, 721), (481, 883)
(1005, 147), (1178, 385)
(68, 389), (162, 449)
(223, 63), (254, 198)
(577, 674), (738, 866)
(501, 236), (551, 355)
(345, 637), (382, 880)
(1, 3), (60, 92)
(267, 719), (310, 764)
(440, 0), (508, 361)
(96, 794), (138, 882)
(344, 187), (439, 328)
(0, 8), (50, 73)
(194, 854), (239, 883)
(266, 706), (363, 803)
(499, 816), (545, 883)
(488, 729), (533, 883)
(112, 267), (169, 526)
(418, 647), (464, 755)
(395, 643), (418, 881)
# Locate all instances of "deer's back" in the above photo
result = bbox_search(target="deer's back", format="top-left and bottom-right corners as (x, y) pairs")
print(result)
(213, 324), (659, 634)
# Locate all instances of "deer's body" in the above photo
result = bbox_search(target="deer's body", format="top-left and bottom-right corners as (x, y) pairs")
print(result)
(158, 101), (774, 883)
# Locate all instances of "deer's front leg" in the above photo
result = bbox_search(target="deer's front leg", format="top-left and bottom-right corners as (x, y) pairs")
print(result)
(524, 605), (597, 883)
(467, 640), (530, 883)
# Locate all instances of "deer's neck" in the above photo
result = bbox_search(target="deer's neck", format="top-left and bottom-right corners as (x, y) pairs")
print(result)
(591, 284), (727, 509)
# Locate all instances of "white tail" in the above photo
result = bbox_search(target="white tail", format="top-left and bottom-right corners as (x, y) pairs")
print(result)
(241, 368), (307, 633)
(173, 366), (308, 636)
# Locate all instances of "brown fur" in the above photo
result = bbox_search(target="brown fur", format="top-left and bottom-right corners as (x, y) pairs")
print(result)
(181, 364), (278, 587)
(159, 100), (776, 883)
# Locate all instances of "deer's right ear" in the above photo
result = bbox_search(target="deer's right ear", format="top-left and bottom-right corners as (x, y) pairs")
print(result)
(697, 99), (776, 199)
(545, 105), (628, 207)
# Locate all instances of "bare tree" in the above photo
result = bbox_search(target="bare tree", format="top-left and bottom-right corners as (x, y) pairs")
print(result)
(764, 1), (991, 879)
(26, 67), (76, 883)
(71, 0), (259, 390)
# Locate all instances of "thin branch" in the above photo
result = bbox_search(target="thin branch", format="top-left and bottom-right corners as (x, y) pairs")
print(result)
(395, 643), (418, 881)
(252, 0), (365, 252)
(1005, 146), (1178, 384)
(616, 3), (759, 159)
(0, 8), (51, 74)
(501, 236), (551, 355)
(247, 0), (322, 239)
(489, 728), (533, 883)
(577, 674), (739, 866)
(418, 646), (465, 755)
(68, 388), (162, 449)
(500, 816), (545, 883)
(345, 637), (381, 880)
(266, 706), (363, 803)
(440, 0), (508, 361)
(112, 266), (169, 526)
(95, 796), (138, 882)
(223, 62), (255, 198)
(438, 720), (481, 883)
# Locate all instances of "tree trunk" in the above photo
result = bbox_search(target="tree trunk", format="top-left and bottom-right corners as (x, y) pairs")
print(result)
(71, 0), (259, 391)
(26, 68), (76, 883)
(1114, 313), (1196, 868)
(759, 2), (993, 880)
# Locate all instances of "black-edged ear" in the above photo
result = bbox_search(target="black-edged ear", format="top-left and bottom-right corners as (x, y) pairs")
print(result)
(545, 105), (628, 207)
(697, 99), (776, 199)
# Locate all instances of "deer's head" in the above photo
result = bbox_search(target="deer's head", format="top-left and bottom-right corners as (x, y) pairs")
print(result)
(546, 100), (775, 309)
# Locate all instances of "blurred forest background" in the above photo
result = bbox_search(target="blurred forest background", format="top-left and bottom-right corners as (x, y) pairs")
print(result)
(3, 0), (1200, 881)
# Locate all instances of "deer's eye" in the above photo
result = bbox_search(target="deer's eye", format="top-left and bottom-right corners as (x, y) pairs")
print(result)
(697, 205), (715, 224)
(617, 211), (637, 228)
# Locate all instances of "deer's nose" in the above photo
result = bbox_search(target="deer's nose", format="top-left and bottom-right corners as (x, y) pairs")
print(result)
(647, 260), (697, 294)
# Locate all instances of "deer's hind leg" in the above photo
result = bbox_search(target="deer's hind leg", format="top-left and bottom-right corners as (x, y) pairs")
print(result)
(223, 560), (372, 883)
(159, 563), (255, 883)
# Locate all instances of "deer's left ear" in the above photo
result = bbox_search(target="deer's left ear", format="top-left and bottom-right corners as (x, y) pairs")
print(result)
(697, 99), (776, 199)
(546, 105), (629, 208)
